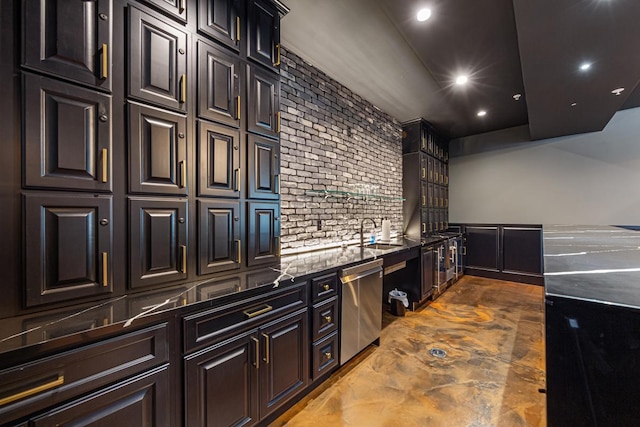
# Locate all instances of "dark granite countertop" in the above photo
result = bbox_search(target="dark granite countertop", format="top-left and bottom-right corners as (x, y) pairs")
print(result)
(544, 225), (640, 309)
(0, 235), (458, 356)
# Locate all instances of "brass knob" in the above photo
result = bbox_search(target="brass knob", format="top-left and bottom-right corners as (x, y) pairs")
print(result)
(324, 315), (332, 323)
(324, 352), (332, 359)
(323, 284), (330, 291)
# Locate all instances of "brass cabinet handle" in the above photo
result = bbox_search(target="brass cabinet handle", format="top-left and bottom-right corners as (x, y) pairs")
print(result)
(275, 111), (281, 133)
(0, 375), (65, 406)
(422, 223), (426, 234)
(274, 43), (281, 66)
(275, 236), (280, 257)
(236, 95), (241, 119)
(181, 245), (187, 274)
(234, 168), (240, 192)
(251, 336), (259, 368)
(101, 148), (108, 183)
(178, 0), (185, 13)
(430, 223), (433, 232)
(101, 252), (108, 287)
(235, 239), (241, 264)
(179, 160), (186, 188)
(422, 195), (426, 206)
(421, 167), (426, 179)
(463, 246), (467, 255)
(243, 304), (273, 319)
(100, 43), (108, 79)
(324, 315), (332, 323)
(323, 283), (330, 291)
(324, 352), (332, 360)
(262, 333), (270, 364)
(421, 137), (425, 149)
(180, 74), (186, 103)
(274, 174), (280, 194)
(236, 16), (241, 41)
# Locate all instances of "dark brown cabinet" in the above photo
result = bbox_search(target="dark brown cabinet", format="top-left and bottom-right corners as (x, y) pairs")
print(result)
(129, 198), (188, 289)
(197, 39), (242, 128)
(247, 201), (280, 267)
(140, 0), (187, 22)
(23, 74), (112, 192)
(128, 102), (188, 195)
(248, 134), (280, 199)
(24, 193), (113, 307)
(198, 199), (242, 275)
(421, 247), (435, 301)
(128, 6), (187, 112)
(247, 0), (281, 71)
(465, 226), (500, 272)
(198, 121), (241, 198)
(184, 331), (258, 427)
(310, 273), (339, 382)
(198, 0), (243, 53)
(248, 65), (280, 138)
(258, 309), (309, 418)
(22, 0), (112, 91)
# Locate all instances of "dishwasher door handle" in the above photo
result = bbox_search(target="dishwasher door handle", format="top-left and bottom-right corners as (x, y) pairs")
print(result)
(340, 266), (382, 284)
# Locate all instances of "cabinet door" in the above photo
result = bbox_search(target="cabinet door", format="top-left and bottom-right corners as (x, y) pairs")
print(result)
(198, 200), (241, 275)
(129, 198), (188, 289)
(248, 134), (279, 199)
(23, 0), (112, 91)
(140, 0), (187, 21)
(198, 0), (242, 52)
(128, 102), (187, 195)
(427, 156), (434, 183)
(420, 183), (427, 209)
(31, 366), (170, 427)
(420, 154), (427, 181)
(128, 6), (187, 112)
(247, 0), (280, 70)
(23, 74), (112, 192)
(428, 183), (434, 208)
(465, 226), (499, 272)
(247, 201), (280, 267)
(421, 247), (434, 300)
(259, 310), (309, 418)
(184, 332), (258, 427)
(198, 121), (241, 198)
(24, 193), (112, 307)
(197, 39), (242, 128)
(247, 65), (280, 138)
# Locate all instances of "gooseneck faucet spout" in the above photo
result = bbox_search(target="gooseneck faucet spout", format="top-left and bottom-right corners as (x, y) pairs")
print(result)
(360, 218), (377, 247)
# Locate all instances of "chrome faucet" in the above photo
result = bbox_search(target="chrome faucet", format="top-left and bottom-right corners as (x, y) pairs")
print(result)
(360, 218), (377, 247)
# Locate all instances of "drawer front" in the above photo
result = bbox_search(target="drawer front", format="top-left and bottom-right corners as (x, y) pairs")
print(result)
(183, 282), (308, 353)
(312, 297), (338, 342)
(0, 324), (169, 423)
(312, 331), (338, 381)
(312, 273), (337, 303)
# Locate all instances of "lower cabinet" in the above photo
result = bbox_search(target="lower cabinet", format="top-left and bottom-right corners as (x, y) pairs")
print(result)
(184, 308), (309, 427)
(421, 246), (435, 301)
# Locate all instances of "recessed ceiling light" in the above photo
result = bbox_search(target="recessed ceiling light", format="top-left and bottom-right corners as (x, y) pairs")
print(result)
(477, 110), (487, 117)
(513, 93), (522, 101)
(417, 8), (431, 22)
(579, 62), (592, 71)
(571, 102), (577, 107)
(611, 87), (625, 96)
(455, 75), (468, 85)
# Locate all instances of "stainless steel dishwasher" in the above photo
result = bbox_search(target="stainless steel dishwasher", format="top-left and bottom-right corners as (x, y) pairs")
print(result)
(340, 258), (384, 365)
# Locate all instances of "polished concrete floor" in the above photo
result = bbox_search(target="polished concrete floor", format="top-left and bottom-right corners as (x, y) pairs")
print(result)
(272, 276), (546, 427)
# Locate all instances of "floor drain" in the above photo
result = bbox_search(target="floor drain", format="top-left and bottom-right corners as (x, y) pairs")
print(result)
(430, 348), (447, 358)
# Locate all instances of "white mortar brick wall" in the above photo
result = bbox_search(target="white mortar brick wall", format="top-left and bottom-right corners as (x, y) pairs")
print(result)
(279, 47), (403, 253)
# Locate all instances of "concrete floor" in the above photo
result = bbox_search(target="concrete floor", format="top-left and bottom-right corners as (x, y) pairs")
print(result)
(271, 276), (546, 426)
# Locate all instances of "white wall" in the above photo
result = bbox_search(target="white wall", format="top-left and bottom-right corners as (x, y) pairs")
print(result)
(449, 107), (640, 225)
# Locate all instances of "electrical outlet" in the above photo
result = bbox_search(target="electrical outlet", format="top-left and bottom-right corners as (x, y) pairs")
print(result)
(317, 220), (322, 231)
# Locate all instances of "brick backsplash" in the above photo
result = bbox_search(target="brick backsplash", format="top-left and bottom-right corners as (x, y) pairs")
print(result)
(279, 47), (403, 254)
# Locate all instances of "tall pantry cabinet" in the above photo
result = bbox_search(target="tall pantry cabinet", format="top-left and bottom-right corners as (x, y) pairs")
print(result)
(1, 0), (287, 317)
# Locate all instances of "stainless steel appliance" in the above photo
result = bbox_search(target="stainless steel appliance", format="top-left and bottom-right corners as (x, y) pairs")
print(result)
(340, 258), (384, 365)
(447, 237), (458, 283)
(433, 241), (448, 298)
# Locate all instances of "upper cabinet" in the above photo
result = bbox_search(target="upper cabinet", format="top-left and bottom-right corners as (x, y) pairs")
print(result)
(23, 74), (112, 192)
(128, 6), (188, 112)
(198, 0), (243, 52)
(248, 134), (280, 200)
(22, 0), (113, 91)
(139, 0), (187, 22)
(248, 65), (280, 138)
(247, 0), (281, 71)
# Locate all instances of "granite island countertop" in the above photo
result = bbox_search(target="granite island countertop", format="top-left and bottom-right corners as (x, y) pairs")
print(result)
(544, 225), (640, 309)
(0, 235), (458, 356)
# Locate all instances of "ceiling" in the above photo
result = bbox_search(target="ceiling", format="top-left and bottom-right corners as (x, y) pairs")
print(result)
(280, 0), (640, 140)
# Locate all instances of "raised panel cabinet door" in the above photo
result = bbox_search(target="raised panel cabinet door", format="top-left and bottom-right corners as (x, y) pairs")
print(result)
(198, 121), (241, 198)
(184, 331), (258, 427)
(247, 65), (280, 138)
(501, 227), (543, 276)
(197, 200), (241, 275)
(247, 134), (279, 199)
(198, 0), (242, 52)
(421, 247), (435, 300)
(465, 226), (499, 272)
(24, 193), (112, 307)
(139, 0), (187, 21)
(247, 0), (280, 70)
(128, 101), (187, 195)
(259, 309), (309, 419)
(128, 6), (187, 112)
(247, 201), (280, 267)
(31, 365), (171, 427)
(23, 0), (112, 91)
(197, 39), (242, 128)
(129, 198), (188, 289)
(23, 73), (112, 192)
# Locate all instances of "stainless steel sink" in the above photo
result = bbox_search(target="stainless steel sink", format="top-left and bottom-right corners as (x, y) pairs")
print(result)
(359, 243), (404, 250)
